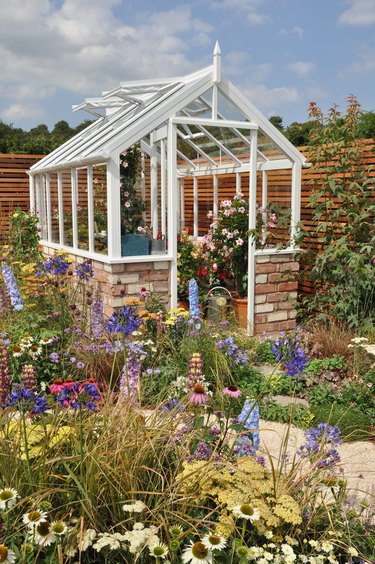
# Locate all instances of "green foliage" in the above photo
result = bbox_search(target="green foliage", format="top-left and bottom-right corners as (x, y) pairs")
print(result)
(0, 119), (93, 154)
(260, 399), (314, 427)
(301, 96), (375, 330)
(253, 339), (277, 364)
(310, 402), (373, 441)
(8, 209), (43, 262)
(304, 355), (346, 376)
(119, 145), (145, 235)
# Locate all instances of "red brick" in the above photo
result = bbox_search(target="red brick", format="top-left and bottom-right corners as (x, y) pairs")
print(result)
(277, 300), (294, 310)
(270, 255), (293, 263)
(112, 285), (126, 297)
(153, 281), (170, 292)
(255, 263), (277, 274)
(255, 283), (277, 294)
(279, 262), (299, 272)
(267, 292), (285, 303)
(95, 270), (108, 283)
(255, 313), (268, 324)
(268, 272), (292, 283)
(124, 262), (154, 272)
(140, 270), (169, 282)
(278, 282), (298, 292)
(105, 263), (125, 273)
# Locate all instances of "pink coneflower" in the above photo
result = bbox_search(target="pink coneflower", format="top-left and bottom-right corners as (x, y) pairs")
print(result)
(223, 385), (242, 399)
(189, 384), (208, 405)
(50, 379), (65, 394)
(63, 378), (76, 390)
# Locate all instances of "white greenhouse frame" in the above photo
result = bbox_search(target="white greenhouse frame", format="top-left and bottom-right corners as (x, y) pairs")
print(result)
(29, 43), (307, 334)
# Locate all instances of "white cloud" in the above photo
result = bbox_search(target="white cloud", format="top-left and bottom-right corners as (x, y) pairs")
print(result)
(287, 61), (315, 76)
(346, 47), (375, 72)
(243, 83), (300, 111)
(292, 26), (304, 38)
(210, 0), (269, 25)
(338, 0), (375, 25)
(2, 103), (43, 121)
(0, 1), (213, 124)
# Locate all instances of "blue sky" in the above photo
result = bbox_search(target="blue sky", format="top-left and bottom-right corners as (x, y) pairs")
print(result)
(0, 0), (374, 131)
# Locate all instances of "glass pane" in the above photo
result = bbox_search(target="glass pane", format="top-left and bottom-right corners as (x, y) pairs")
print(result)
(61, 170), (72, 246)
(50, 172), (59, 244)
(77, 168), (89, 251)
(93, 165), (108, 254)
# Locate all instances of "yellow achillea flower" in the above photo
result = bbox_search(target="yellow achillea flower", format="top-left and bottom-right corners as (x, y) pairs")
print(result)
(175, 457), (302, 536)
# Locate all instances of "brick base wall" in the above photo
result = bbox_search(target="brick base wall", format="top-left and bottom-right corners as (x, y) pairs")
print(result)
(42, 247), (171, 318)
(254, 253), (299, 335)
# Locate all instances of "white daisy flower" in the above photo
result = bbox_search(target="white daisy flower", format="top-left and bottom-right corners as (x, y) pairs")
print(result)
(201, 533), (227, 551)
(0, 545), (16, 563)
(169, 524), (183, 537)
(31, 521), (56, 546)
(23, 509), (48, 528)
(50, 520), (68, 536)
(0, 488), (19, 509)
(232, 503), (260, 522)
(182, 540), (213, 563)
(149, 543), (169, 559)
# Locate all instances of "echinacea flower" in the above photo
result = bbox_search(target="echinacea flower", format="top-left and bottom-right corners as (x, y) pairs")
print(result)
(50, 520), (67, 536)
(188, 384), (209, 406)
(0, 545), (16, 563)
(50, 379), (65, 394)
(232, 503), (260, 522)
(182, 540), (212, 563)
(31, 521), (56, 546)
(23, 509), (48, 528)
(0, 488), (19, 509)
(169, 525), (184, 537)
(223, 385), (242, 398)
(149, 543), (169, 559)
(202, 533), (227, 551)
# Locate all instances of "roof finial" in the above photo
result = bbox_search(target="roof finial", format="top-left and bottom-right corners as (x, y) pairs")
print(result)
(213, 41), (221, 84)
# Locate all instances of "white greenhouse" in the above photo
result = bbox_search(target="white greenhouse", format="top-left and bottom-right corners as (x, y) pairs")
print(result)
(29, 44), (307, 334)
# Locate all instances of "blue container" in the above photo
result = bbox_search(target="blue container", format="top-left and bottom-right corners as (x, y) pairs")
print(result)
(121, 234), (150, 256)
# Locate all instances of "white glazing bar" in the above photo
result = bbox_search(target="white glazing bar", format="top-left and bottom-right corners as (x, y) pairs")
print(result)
(37, 176), (46, 240)
(180, 177), (185, 229)
(213, 175), (218, 218)
(150, 139), (158, 238)
(290, 161), (302, 247)
(29, 174), (35, 214)
(212, 84), (218, 119)
(71, 168), (78, 249)
(193, 176), (198, 239)
(35, 175), (40, 219)
(160, 139), (167, 237)
(261, 170), (268, 245)
(167, 120), (178, 309)
(141, 151), (146, 222)
(87, 165), (95, 253)
(177, 177), (181, 230)
(106, 158), (121, 258)
(45, 173), (52, 242)
(236, 172), (241, 196)
(57, 172), (64, 245)
(247, 129), (258, 336)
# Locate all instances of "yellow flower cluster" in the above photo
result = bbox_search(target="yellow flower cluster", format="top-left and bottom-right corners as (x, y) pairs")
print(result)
(164, 307), (190, 326)
(1, 421), (73, 459)
(176, 456), (302, 535)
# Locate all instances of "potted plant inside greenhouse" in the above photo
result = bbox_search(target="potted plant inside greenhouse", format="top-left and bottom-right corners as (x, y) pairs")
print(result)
(120, 146), (149, 257)
(201, 195), (283, 327)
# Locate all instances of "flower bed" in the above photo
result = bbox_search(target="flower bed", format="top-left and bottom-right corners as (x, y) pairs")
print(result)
(0, 231), (374, 562)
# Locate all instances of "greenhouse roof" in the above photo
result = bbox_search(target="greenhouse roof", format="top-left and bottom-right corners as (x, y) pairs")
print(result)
(30, 44), (307, 174)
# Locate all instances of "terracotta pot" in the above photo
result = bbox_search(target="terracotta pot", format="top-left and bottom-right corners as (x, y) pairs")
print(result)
(232, 297), (248, 328)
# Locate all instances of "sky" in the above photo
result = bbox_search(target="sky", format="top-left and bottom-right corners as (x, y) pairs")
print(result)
(0, 0), (374, 131)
